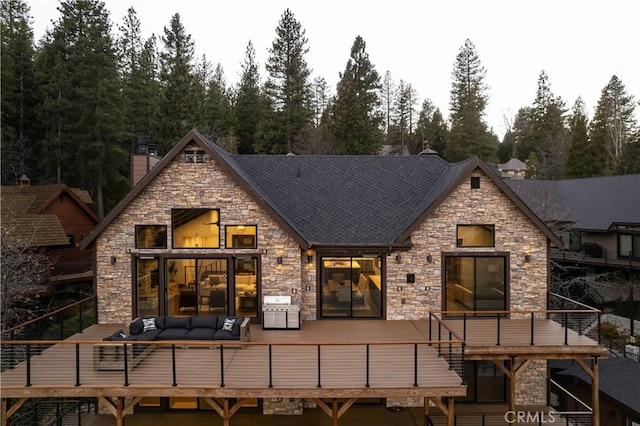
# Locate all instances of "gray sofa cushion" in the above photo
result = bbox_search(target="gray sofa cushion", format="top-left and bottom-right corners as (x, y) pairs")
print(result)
(157, 328), (190, 340)
(186, 328), (216, 340)
(190, 315), (218, 329)
(164, 316), (191, 329)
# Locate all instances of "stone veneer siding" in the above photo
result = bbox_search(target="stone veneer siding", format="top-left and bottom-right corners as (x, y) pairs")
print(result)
(96, 159), (550, 410)
(95, 155), (303, 324)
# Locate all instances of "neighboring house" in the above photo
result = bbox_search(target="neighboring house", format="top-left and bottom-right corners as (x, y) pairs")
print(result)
(499, 158), (528, 179)
(1, 180), (99, 289)
(551, 358), (640, 426)
(379, 144), (411, 155)
(507, 175), (640, 300)
(3, 130), (607, 424)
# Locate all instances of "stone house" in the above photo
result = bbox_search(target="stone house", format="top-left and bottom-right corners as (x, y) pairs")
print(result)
(80, 129), (568, 415)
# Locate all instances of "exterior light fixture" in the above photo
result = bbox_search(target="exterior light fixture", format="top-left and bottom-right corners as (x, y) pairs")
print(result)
(307, 255), (313, 263)
(426, 254), (433, 263)
(110, 256), (117, 265)
(277, 257), (283, 265)
(524, 254), (531, 263)
(395, 254), (402, 263)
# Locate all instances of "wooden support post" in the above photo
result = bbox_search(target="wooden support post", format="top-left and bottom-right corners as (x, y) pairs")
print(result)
(424, 397), (430, 425)
(447, 397), (454, 426)
(332, 398), (339, 426)
(312, 398), (356, 426)
(223, 398), (230, 426)
(509, 357), (516, 414)
(1, 398), (8, 426)
(116, 397), (124, 426)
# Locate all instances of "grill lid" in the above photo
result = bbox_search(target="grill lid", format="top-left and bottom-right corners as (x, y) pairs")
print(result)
(264, 295), (291, 306)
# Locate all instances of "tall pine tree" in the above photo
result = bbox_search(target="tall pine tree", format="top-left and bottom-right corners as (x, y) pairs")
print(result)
(445, 39), (497, 163)
(37, 0), (126, 217)
(265, 8), (313, 154)
(330, 35), (383, 155)
(235, 41), (262, 154)
(565, 97), (603, 178)
(158, 13), (196, 153)
(1, 0), (40, 184)
(589, 75), (637, 174)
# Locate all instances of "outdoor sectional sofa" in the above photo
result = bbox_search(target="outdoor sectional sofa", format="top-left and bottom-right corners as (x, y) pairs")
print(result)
(93, 315), (250, 371)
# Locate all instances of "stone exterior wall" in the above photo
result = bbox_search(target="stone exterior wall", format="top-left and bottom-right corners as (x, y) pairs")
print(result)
(95, 156), (550, 410)
(95, 155), (302, 324)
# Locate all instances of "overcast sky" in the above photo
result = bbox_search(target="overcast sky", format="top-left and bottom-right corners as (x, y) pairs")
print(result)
(28, 0), (639, 138)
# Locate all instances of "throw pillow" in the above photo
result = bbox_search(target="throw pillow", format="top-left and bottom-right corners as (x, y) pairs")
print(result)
(221, 318), (236, 332)
(142, 318), (157, 332)
(118, 331), (127, 338)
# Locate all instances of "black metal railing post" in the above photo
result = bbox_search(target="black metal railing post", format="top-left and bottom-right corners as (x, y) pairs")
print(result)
(496, 315), (501, 346)
(414, 343), (419, 387)
(317, 345), (322, 388)
(463, 313), (467, 341)
(123, 344), (129, 386)
(461, 343), (466, 385)
(437, 322), (442, 356)
(365, 344), (370, 388)
(26, 344), (32, 387)
(530, 312), (535, 345)
(564, 312), (569, 345)
(448, 331), (452, 368)
(268, 345), (273, 388)
(75, 343), (81, 386)
(428, 312), (432, 344)
(219, 344), (225, 387)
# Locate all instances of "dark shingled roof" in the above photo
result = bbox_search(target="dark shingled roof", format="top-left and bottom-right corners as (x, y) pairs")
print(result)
(231, 154), (450, 245)
(81, 129), (562, 250)
(553, 357), (640, 417)
(506, 174), (640, 231)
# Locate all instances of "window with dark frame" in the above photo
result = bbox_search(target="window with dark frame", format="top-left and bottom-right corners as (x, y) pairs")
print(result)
(171, 209), (220, 248)
(225, 225), (257, 249)
(135, 225), (168, 249)
(470, 176), (480, 189)
(457, 225), (495, 247)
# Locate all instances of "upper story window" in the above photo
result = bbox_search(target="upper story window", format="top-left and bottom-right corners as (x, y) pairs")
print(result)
(136, 225), (167, 249)
(618, 233), (639, 260)
(457, 225), (495, 247)
(172, 209), (220, 248)
(225, 225), (257, 248)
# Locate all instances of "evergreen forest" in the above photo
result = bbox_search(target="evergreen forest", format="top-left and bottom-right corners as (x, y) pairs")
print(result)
(2, 0), (639, 217)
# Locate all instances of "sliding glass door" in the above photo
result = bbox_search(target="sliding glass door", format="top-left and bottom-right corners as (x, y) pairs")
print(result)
(319, 255), (383, 318)
(444, 256), (507, 312)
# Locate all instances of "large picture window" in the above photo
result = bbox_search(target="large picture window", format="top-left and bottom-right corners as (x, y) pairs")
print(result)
(457, 225), (495, 247)
(444, 255), (506, 312)
(172, 209), (220, 248)
(618, 233), (640, 260)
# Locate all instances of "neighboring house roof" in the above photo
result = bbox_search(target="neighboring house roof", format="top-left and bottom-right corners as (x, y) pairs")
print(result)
(1, 183), (98, 247)
(507, 175), (640, 231)
(554, 357), (640, 418)
(81, 129), (562, 250)
(500, 158), (527, 172)
(379, 144), (410, 156)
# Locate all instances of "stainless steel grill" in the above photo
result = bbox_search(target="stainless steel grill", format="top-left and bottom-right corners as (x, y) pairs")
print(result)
(262, 295), (300, 329)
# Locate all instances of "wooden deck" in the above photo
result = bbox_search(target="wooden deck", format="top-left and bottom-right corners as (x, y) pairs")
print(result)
(1, 317), (606, 400)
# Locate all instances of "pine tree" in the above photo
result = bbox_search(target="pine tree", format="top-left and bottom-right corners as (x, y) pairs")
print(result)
(415, 99), (448, 155)
(520, 71), (569, 179)
(389, 80), (417, 154)
(1, 0), (40, 184)
(589, 75), (637, 174)
(265, 8), (313, 154)
(381, 70), (394, 141)
(158, 13), (196, 153)
(329, 35), (383, 155)
(235, 41), (262, 154)
(445, 39), (497, 163)
(565, 98), (603, 178)
(37, 0), (126, 217)
(117, 7), (159, 146)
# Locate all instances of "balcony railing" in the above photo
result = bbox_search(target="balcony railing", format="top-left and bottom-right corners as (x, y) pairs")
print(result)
(0, 338), (466, 392)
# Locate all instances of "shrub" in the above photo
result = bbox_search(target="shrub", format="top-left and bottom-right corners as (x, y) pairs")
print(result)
(600, 322), (620, 340)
